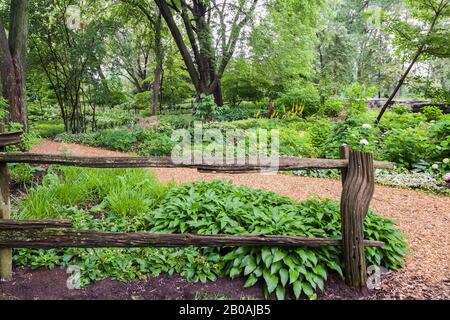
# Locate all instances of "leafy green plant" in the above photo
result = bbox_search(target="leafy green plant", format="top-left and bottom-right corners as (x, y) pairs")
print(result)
(194, 95), (222, 122)
(392, 105), (411, 115)
(150, 180), (408, 300)
(421, 106), (444, 122)
(14, 171), (408, 299)
(382, 127), (432, 169)
(9, 164), (36, 187)
(320, 98), (344, 117)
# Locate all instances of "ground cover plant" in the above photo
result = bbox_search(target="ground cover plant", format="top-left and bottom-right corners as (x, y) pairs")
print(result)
(13, 168), (408, 300)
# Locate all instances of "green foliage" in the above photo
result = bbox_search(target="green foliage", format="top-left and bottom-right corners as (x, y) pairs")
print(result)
(194, 95), (222, 122)
(421, 106), (444, 122)
(32, 121), (65, 138)
(277, 84), (321, 117)
(151, 180), (408, 299)
(95, 130), (138, 152)
(319, 98), (344, 117)
(382, 127), (432, 169)
(14, 171), (407, 299)
(392, 105), (411, 115)
(9, 164), (36, 187)
(343, 83), (377, 112)
(0, 97), (9, 120)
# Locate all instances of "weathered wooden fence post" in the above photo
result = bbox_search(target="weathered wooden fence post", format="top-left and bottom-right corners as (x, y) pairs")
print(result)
(0, 123), (12, 280)
(340, 145), (350, 186)
(340, 149), (375, 289)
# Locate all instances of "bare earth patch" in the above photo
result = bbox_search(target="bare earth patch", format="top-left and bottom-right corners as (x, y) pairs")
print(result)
(2, 140), (447, 300)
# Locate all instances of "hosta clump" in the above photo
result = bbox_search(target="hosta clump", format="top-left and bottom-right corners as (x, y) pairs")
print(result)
(149, 180), (408, 299)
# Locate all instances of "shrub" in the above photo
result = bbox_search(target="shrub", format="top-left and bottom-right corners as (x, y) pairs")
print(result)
(277, 84), (321, 117)
(32, 121), (65, 138)
(382, 127), (431, 169)
(9, 164), (35, 187)
(320, 98), (344, 117)
(344, 83), (377, 112)
(421, 106), (444, 122)
(95, 130), (138, 152)
(136, 130), (176, 157)
(194, 95), (221, 122)
(392, 105), (411, 115)
(160, 114), (194, 129)
(305, 118), (335, 157)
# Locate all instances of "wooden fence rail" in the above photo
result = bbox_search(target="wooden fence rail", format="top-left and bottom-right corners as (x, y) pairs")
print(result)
(0, 153), (394, 171)
(0, 229), (384, 249)
(0, 131), (393, 290)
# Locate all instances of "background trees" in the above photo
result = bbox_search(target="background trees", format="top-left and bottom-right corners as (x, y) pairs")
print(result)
(0, 0), (448, 132)
(376, 0), (450, 123)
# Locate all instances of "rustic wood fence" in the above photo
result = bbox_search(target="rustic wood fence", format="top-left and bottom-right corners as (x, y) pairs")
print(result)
(0, 131), (394, 290)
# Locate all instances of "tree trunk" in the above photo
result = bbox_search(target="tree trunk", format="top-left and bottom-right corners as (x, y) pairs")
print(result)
(268, 99), (275, 118)
(152, 10), (163, 117)
(0, 1), (29, 131)
(152, 66), (162, 116)
(211, 79), (224, 107)
(376, 7), (442, 124)
(375, 49), (422, 124)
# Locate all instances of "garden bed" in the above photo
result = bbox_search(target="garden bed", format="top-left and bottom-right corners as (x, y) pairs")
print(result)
(0, 141), (447, 300)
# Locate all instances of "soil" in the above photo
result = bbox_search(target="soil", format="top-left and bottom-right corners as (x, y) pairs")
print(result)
(1, 140), (449, 300)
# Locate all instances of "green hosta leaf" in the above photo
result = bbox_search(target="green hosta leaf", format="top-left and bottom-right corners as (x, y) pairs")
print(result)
(229, 267), (240, 279)
(298, 265), (307, 276)
(244, 262), (257, 276)
(283, 255), (296, 269)
(279, 268), (289, 286)
(305, 250), (318, 265)
(293, 280), (302, 299)
(271, 261), (282, 275)
(327, 261), (344, 278)
(276, 285), (285, 300)
(314, 275), (324, 291)
(244, 274), (258, 288)
(253, 267), (263, 277)
(263, 269), (279, 294)
(273, 249), (287, 263)
(261, 248), (273, 268)
(313, 265), (327, 280)
(302, 282), (314, 297)
(289, 269), (299, 284)
(305, 272), (316, 289)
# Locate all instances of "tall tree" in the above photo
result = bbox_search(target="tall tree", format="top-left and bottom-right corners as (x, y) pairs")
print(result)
(376, 0), (450, 124)
(154, 0), (258, 106)
(120, 0), (165, 116)
(0, 0), (29, 130)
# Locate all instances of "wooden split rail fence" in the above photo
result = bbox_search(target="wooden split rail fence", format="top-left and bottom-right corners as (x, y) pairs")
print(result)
(0, 130), (394, 290)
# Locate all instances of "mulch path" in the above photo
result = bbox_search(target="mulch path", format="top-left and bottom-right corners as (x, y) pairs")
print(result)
(1, 140), (448, 300)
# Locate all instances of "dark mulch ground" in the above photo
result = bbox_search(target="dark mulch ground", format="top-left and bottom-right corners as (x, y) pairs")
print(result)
(1, 266), (448, 300)
(0, 267), (377, 301)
